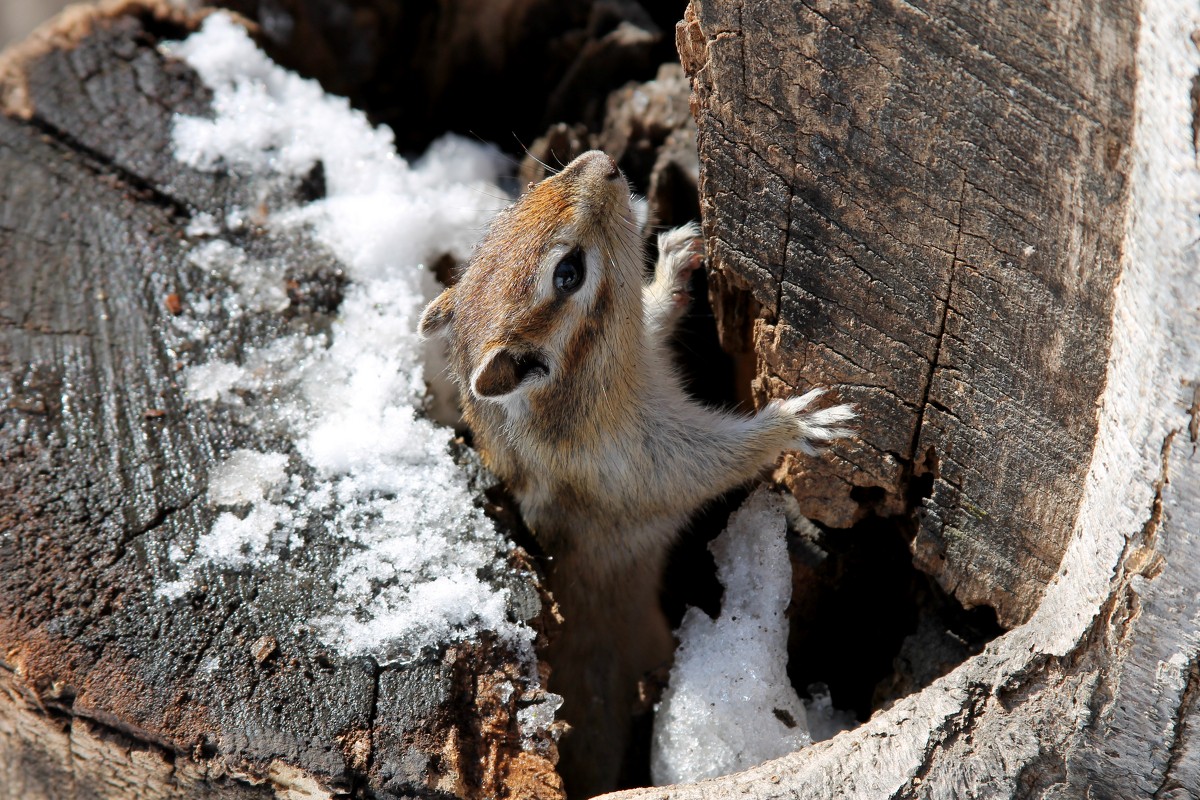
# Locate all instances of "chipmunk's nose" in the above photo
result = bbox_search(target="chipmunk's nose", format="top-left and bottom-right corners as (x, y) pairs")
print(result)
(568, 150), (622, 184)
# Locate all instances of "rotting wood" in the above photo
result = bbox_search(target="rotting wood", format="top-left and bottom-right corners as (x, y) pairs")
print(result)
(212, 0), (678, 153)
(0, 4), (560, 799)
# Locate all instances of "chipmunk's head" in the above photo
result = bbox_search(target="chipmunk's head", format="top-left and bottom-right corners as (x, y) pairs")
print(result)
(420, 151), (644, 413)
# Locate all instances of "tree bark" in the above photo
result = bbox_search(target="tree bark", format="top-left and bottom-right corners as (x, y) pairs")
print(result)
(680, 0), (1142, 629)
(603, 1), (1200, 797)
(0, 4), (559, 799)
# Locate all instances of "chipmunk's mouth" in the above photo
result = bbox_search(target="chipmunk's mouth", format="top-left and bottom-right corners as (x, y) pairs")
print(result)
(471, 346), (550, 399)
(511, 351), (550, 385)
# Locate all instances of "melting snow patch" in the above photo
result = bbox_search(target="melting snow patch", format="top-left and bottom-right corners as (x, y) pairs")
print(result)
(158, 14), (532, 668)
(186, 239), (290, 312)
(651, 488), (814, 785)
(183, 360), (245, 403)
(206, 449), (289, 505)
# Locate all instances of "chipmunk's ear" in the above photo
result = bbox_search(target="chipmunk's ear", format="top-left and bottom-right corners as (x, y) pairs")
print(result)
(419, 288), (455, 337)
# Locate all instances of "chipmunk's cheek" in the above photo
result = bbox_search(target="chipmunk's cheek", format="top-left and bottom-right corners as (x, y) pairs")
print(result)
(470, 347), (550, 399)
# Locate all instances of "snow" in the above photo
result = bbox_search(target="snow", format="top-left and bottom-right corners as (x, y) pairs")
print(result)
(183, 360), (245, 403)
(206, 449), (289, 505)
(156, 12), (844, 768)
(650, 490), (859, 784)
(519, 693), (565, 746)
(651, 488), (815, 786)
(186, 239), (290, 312)
(804, 683), (857, 742)
(156, 14), (536, 671)
(185, 211), (220, 237)
(200, 503), (292, 566)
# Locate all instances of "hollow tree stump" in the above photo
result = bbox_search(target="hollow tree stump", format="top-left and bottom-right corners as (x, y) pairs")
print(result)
(0, 4), (559, 799)
(5, 0), (1200, 798)
(605, 1), (1200, 798)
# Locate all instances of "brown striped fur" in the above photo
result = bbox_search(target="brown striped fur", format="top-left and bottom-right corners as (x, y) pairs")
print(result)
(419, 151), (854, 798)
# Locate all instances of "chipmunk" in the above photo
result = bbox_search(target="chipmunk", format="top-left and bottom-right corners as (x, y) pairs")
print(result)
(419, 151), (854, 798)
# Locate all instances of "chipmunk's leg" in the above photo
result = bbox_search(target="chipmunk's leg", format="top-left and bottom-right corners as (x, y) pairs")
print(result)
(643, 223), (703, 340)
(548, 547), (672, 799)
(646, 389), (856, 512)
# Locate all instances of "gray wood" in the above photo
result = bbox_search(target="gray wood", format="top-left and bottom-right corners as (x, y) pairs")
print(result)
(679, 0), (1139, 628)
(0, 4), (556, 798)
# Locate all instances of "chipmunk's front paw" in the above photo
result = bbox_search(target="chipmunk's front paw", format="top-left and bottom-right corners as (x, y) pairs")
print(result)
(771, 388), (856, 455)
(654, 222), (704, 310)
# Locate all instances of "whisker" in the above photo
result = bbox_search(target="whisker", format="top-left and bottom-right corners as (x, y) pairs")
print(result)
(466, 185), (514, 204)
(466, 130), (523, 169)
(513, 133), (560, 176)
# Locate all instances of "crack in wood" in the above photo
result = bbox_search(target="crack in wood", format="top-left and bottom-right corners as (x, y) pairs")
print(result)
(1188, 381), (1199, 442)
(1154, 651), (1200, 798)
(893, 680), (991, 799)
(0, 316), (92, 338)
(22, 115), (191, 220)
(101, 490), (202, 571)
(1118, 431), (1177, 590)
(907, 172), (966, 470)
(2, 666), (317, 798)
(1062, 429), (1188, 792)
(774, 177), (796, 320)
(355, 660), (382, 798)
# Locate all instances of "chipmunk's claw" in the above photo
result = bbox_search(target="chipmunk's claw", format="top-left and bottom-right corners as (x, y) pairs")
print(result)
(646, 223), (705, 332)
(656, 222), (704, 304)
(773, 390), (857, 455)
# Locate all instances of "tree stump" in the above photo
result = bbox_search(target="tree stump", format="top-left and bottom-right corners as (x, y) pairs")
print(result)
(604, 1), (1200, 797)
(6, 0), (1200, 798)
(0, 3), (560, 798)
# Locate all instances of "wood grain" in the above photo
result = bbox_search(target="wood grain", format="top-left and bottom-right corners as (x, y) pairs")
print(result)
(679, 0), (1139, 627)
(0, 5), (556, 798)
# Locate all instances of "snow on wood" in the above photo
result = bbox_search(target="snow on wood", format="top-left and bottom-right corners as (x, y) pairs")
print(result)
(4, 0), (1199, 797)
(651, 489), (812, 786)
(0, 5), (560, 798)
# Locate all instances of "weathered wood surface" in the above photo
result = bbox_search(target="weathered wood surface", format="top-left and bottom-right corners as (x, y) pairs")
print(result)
(520, 62), (700, 232)
(0, 4), (557, 799)
(680, 0), (1139, 628)
(603, 1), (1200, 798)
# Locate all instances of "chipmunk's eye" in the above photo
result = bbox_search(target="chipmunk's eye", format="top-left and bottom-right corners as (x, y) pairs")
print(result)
(553, 248), (586, 294)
